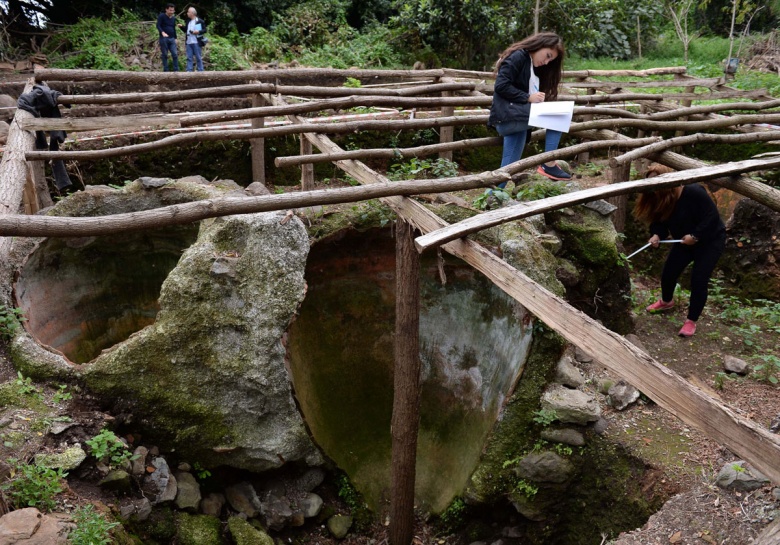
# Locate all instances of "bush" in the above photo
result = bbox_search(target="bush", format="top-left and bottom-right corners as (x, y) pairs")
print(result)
(85, 429), (137, 469)
(69, 505), (119, 545)
(298, 24), (403, 68)
(1, 458), (67, 512)
(205, 34), (251, 70)
(242, 27), (283, 63)
(272, 0), (349, 52)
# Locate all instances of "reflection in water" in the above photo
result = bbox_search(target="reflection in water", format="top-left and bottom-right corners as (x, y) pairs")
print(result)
(287, 229), (533, 513)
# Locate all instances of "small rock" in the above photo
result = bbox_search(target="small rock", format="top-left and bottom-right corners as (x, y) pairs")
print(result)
(119, 501), (136, 519)
(525, 214), (546, 233)
(501, 526), (523, 538)
(135, 497), (152, 521)
(540, 428), (585, 447)
(260, 493), (294, 531)
(555, 356), (585, 388)
(289, 510), (305, 527)
(227, 516), (274, 545)
(597, 378), (615, 395)
(715, 461), (770, 491)
(583, 199), (617, 216)
(723, 355), (749, 375)
(607, 380), (640, 411)
(200, 492), (226, 517)
(327, 515), (353, 539)
(175, 472), (202, 512)
(300, 492), (324, 518)
(624, 334), (647, 353)
(574, 346), (593, 363)
(225, 482), (262, 518)
(772, 488), (780, 501)
(514, 451), (574, 483)
(210, 256), (239, 279)
(536, 233), (562, 255)
(131, 446), (148, 476)
(139, 177), (170, 189)
(294, 467), (327, 493)
(592, 418), (609, 435)
(770, 414), (780, 434)
(145, 457), (177, 504)
(541, 385), (601, 424)
(178, 462), (192, 472)
(99, 469), (132, 494)
(245, 182), (271, 197)
(34, 446), (87, 471)
(49, 420), (75, 435)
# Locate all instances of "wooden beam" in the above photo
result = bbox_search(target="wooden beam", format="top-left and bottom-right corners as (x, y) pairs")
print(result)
(390, 218), (421, 545)
(250, 92), (266, 186)
(756, 519), (780, 544)
(20, 114), (184, 132)
(276, 95), (780, 488)
(414, 156), (780, 251)
(563, 77), (722, 89)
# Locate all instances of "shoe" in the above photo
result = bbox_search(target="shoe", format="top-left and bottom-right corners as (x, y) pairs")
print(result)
(678, 319), (697, 337)
(646, 300), (675, 313)
(537, 163), (572, 181)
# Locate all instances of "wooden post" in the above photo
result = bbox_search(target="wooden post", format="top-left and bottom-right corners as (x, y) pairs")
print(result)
(674, 74), (696, 138)
(439, 89), (454, 162)
(250, 92), (266, 186)
(29, 160), (52, 209)
(607, 149), (631, 232)
(300, 137), (314, 191)
(578, 82), (596, 164)
(389, 218), (421, 545)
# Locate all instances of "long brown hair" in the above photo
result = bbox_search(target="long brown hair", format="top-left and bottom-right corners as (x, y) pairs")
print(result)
(494, 32), (565, 101)
(634, 187), (681, 223)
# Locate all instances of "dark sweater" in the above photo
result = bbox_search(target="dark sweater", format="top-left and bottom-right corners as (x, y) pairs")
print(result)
(488, 49), (533, 127)
(157, 13), (177, 38)
(650, 184), (726, 243)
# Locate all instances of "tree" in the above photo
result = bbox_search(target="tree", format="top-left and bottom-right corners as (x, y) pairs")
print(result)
(668, 0), (698, 63)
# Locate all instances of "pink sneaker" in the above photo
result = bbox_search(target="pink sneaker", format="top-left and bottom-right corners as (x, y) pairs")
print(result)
(646, 300), (675, 313)
(678, 320), (697, 337)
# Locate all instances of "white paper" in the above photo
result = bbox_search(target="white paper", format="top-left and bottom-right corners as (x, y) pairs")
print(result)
(528, 101), (575, 133)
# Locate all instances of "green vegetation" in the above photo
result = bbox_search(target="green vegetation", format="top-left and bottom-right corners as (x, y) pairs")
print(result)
(388, 158), (459, 181)
(1, 458), (67, 511)
(532, 408), (558, 427)
(514, 180), (569, 202)
(0, 305), (24, 341)
(14, 372), (43, 401)
(514, 479), (539, 499)
(69, 505), (120, 545)
(85, 429), (137, 469)
(335, 473), (372, 531)
(438, 497), (467, 531)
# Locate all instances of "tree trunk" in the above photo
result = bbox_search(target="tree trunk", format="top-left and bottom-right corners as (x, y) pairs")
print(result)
(389, 218), (421, 545)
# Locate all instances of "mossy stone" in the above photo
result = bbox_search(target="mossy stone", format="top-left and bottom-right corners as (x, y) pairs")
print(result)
(228, 516), (274, 545)
(175, 512), (222, 545)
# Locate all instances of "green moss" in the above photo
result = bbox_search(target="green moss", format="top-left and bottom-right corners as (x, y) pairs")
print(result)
(132, 506), (175, 542)
(228, 516), (274, 545)
(465, 332), (565, 503)
(549, 208), (619, 267)
(498, 222), (565, 297)
(175, 513), (222, 545)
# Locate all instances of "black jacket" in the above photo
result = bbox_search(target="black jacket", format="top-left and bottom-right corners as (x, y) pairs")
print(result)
(650, 184), (726, 244)
(488, 49), (533, 127)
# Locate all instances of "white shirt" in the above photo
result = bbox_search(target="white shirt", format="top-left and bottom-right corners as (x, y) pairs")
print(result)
(529, 66), (540, 96)
(186, 19), (200, 44)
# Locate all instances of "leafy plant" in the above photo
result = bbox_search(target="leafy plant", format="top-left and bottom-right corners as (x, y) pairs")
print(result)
(15, 372), (43, 401)
(532, 408), (559, 427)
(514, 180), (568, 202)
(1, 458), (67, 512)
(753, 354), (780, 384)
(438, 497), (466, 530)
(388, 157), (459, 181)
(515, 479), (539, 499)
(553, 444), (574, 457)
(343, 77), (362, 88)
(85, 429), (137, 469)
(713, 371), (734, 390)
(52, 385), (72, 404)
(473, 188), (511, 210)
(68, 504), (119, 545)
(192, 462), (211, 480)
(0, 305), (25, 340)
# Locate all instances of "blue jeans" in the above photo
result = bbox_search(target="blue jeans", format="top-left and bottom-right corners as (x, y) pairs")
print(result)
(495, 121), (564, 188)
(186, 42), (204, 72)
(160, 37), (178, 72)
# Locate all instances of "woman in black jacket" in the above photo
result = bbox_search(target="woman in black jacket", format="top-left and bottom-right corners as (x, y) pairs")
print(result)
(488, 32), (570, 183)
(634, 184), (726, 337)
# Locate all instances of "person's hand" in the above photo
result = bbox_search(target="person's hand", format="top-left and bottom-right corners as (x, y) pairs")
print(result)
(649, 234), (660, 248)
(528, 92), (545, 103)
(682, 234), (698, 245)
(192, 29), (199, 34)
(162, 32), (169, 37)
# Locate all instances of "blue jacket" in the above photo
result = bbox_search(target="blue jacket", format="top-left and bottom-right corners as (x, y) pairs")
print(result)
(156, 13), (177, 39)
(488, 49), (533, 127)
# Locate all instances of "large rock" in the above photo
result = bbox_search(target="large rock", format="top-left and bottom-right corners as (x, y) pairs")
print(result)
(0, 508), (72, 544)
(144, 457), (177, 504)
(514, 451), (575, 483)
(541, 385), (601, 424)
(174, 472), (202, 511)
(175, 512), (221, 545)
(228, 516), (274, 545)
(200, 493), (226, 517)
(540, 428), (585, 447)
(226, 482), (262, 518)
(327, 515), (353, 539)
(9, 180), (321, 472)
(34, 446), (87, 471)
(554, 356), (585, 388)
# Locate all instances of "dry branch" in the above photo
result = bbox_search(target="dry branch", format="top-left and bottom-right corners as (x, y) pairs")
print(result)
(415, 156), (780, 251)
(56, 82), (481, 105)
(564, 77), (722, 89)
(557, 89), (768, 103)
(25, 114), (490, 161)
(180, 95), (491, 127)
(611, 131), (780, 166)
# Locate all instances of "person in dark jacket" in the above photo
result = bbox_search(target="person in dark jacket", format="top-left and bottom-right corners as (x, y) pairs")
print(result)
(156, 3), (179, 72)
(634, 184), (726, 337)
(488, 32), (570, 183)
(179, 7), (206, 71)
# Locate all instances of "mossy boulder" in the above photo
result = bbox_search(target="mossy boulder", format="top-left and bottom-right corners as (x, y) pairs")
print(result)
(228, 516), (274, 545)
(175, 512), (222, 545)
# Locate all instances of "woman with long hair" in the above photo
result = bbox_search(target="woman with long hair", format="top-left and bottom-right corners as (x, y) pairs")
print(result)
(488, 32), (570, 183)
(634, 184), (726, 337)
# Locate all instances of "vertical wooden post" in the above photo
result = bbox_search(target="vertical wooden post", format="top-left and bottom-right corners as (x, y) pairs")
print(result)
(674, 74), (696, 138)
(607, 150), (631, 232)
(300, 137), (314, 191)
(439, 90), (454, 162)
(29, 161), (52, 209)
(250, 91), (266, 186)
(389, 219), (421, 545)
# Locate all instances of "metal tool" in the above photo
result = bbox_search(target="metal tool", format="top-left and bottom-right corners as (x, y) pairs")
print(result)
(626, 239), (684, 260)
